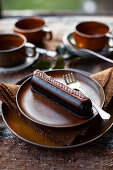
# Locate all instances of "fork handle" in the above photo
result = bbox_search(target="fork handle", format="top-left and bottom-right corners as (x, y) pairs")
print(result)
(76, 87), (110, 120)
(92, 101), (110, 119)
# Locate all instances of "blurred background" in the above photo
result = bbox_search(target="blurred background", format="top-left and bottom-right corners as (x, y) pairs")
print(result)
(0, 0), (113, 17)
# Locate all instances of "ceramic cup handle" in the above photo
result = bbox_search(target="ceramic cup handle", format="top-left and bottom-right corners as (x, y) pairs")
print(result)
(42, 26), (53, 40)
(25, 42), (36, 57)
(106, 32), (113, 47)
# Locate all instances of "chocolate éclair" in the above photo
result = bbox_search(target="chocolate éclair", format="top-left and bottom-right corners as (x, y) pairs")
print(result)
(31, 69), (93, 119)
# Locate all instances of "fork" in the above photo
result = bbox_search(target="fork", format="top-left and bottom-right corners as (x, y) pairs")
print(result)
(63, 73), (110, 120)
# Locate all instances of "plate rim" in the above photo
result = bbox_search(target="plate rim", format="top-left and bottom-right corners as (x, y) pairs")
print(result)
(1, 69), (113, 149)
(16, 68), (105, 128)
(1, 103), (112, 150)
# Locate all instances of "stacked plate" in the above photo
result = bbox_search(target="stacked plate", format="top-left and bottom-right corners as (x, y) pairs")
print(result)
(2, 69), (113, 149)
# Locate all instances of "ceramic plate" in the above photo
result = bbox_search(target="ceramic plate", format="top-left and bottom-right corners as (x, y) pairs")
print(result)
(1, 69), (113, 149)
(16, 69), (104, 128)
(63, 32), (113, 58)
(2, 70), (113, 149)
(0, 52), (39, 74)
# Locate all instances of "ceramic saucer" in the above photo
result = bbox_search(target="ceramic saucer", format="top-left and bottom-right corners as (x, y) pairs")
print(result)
(0, 52), (39, 74)
(63, 32), (113, 58)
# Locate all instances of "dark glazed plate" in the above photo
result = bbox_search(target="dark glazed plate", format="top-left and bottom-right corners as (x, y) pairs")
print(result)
(1, 69), (113, 149)
(63, 32), (113, 58)
(16, 69), (104, 128)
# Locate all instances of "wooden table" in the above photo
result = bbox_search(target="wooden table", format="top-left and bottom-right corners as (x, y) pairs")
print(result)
(0, 16), (113, 169)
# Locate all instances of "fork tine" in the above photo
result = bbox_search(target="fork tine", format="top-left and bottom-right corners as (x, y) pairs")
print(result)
(63, 73), (77, 85)
(63, 74), (69, 84)
(68, 73), (72, 83)
(70, 73), (75, 82)
(71, 72), (77, 82)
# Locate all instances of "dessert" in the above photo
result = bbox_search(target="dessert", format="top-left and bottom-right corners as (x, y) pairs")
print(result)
(31, 69), (93, 119)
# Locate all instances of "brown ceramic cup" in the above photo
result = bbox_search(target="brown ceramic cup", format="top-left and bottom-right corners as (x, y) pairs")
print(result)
(13, 17), (52, 45)
(73, 21), (110, 51)
(0, 33), (36, 67)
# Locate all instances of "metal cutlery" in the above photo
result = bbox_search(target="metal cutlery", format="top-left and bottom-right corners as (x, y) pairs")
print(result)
(63, 73), (111, 120)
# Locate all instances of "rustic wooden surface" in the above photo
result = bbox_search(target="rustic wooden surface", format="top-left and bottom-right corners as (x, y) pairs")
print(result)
(0, 16), (113, 170)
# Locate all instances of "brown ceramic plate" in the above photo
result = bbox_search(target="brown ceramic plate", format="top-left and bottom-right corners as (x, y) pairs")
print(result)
(1, 69), (113, 149)
(63, 32), (113, 58)
(16, 69), (104, 128)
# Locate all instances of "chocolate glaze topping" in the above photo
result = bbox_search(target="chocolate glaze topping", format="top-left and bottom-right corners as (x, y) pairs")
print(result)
(34, 69), (88, 101)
